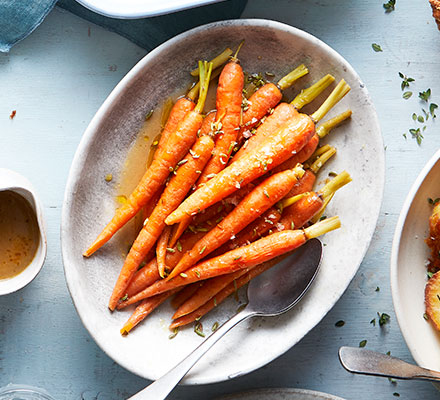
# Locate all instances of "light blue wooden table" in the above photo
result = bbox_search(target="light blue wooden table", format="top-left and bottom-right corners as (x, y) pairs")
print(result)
(1, 1), (440, 399)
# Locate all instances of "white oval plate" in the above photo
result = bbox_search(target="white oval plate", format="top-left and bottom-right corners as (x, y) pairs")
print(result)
(75, 0), (223, 19)
(61, 19), (384, 384)
(217, 388), (346, 400)
(391, 148), (440, 371)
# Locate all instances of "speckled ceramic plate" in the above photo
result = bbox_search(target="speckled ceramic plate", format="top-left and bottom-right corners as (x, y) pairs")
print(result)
(61, 19), (384, 384)
(216, 388), (346, 400)
(391, 148), (440, 373)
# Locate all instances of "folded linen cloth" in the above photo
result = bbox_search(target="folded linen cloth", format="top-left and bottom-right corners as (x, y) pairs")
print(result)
(0, 0), (247, 53)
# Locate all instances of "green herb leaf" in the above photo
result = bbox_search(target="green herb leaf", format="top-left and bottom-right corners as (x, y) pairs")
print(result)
(402, 91), (412, 99)
(359, 339), (367, 348)
(145, 109), (154, 120)
(409, 128), (423, 145)
(375, 286), (380, 292)
(393, 393), (400, 397)
(419, 88), (431, 102)
(383, 0), (396, 12)
(194, 322), (205, 337)
(176, 241), (183, 252)
(399, 72), (415, 90)
(335, 320), (345, 327)
(168, 327), (179, 339)
(418, 115), (425, 123)
(211, 322), (219, 332)
(370, 318), (376, 326)
(430, 103), (438, 117)
(378, 312), (391, 326)
(372, 43), (383, 52)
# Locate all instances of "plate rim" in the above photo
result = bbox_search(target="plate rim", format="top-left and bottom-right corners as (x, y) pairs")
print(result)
(215, 387), (346, 400)
(390, 147), (440, 368)
(61, 18), (385, 384)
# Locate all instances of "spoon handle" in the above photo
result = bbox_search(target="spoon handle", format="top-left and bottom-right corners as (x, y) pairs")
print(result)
(339, 346), (440, 381)
(127, 309), (254, 400)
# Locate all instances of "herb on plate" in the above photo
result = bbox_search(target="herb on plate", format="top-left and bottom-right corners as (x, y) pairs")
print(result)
(372, 43), (383, 52)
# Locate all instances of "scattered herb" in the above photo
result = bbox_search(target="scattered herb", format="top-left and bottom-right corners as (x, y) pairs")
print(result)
(428, 271), (434, 279)
(168, 327), (179, 339)
(176, 241), (183, 252)
(319, 215), (327, 221)
(180, 273), (188, 278)
(409, 128), (423, 145)
(195, 270), (201, 278)
(378, 312), (391, 326)
(335, 320), (345, 327)
(370, 318), (376, 326)
(145, 109), (154, 120)
(423, 312), (429, 320)
(383, 0), (396, 12)
(166, 247), (176, 253)
(393, 393), (400, 397)
(375, 286), (380, 292)
(428, 197), (440, 205)
(194, 322), (205, 337)
(212, 321), (219, 332)
(386, 351), (391, 356)
(105, 174), (113, 182)
(402, 91), (412, 99)
(233, 256), (242, 261)
(388, 377), (397, 384)
(263, 189), (270, 198)
(265, 71), (275, 77)
(121, 294), (128, 301)
(291, 221), (295, 230)
(199, 245), (206, 255)
(213, 297), (217, 307)
(328, 171), (338, 177)
(399, 72), (415, 91)
(430, 103), (438, 117)
(359, 339), (367, 348)
(246, 72), (266, 88)
(372, 43), (383, 52)
(419, 88), (431, 102)
(418, 115), (425, 123)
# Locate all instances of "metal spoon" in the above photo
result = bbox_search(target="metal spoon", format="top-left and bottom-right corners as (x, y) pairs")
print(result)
(128, 238), (323, 400)
(339, 346), (440, 382)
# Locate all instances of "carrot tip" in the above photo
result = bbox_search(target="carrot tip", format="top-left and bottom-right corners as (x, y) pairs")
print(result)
(120, 322), (133, 336)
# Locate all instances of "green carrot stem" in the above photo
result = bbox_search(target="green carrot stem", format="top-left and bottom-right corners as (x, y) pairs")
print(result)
(309, 144), (332, 160)
(277, 64), (309, 91)
(304, 216), (340, 239)
(194, 61), (213, 113)
(311, 79), (351, 123)
(290, 74), (335, 110)
(188, 66), (221, 101)
(280, 192), (309, 209)
(319, 171), (352, 200)
(232, 40), (245, 60)
(191, 47), (233, 77)
(309, 147), (337, 175)
(316, 110), (352, 139)
(311, 193), (335, 224)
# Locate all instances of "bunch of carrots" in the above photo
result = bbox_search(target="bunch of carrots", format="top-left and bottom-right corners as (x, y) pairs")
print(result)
(83, 43), (353, 337)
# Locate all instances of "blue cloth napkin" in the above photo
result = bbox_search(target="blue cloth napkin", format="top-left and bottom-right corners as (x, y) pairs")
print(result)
(0, 0), (247, 53)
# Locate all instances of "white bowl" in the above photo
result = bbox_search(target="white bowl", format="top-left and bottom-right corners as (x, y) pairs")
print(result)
(74, 0), (224, 19)
(391, 149), (440, 370)
(0, 169), (47, 295)
(61, 19), (384, 384)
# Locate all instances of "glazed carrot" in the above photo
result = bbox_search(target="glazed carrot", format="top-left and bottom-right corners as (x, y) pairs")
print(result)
(84, 62), (213, 257)
(171, 281), (205, 309)
(154, 97), (195, 161)
(169, 111), (217, 246)
(166, 167), (304, 280)
(165, 113), (316, 225)
(125, 230), (207, 299)
(156, 226), (172, 279)
(234, 74), (336, 161)
(108, 134), (215, 310)
(169, 217), (341, 328)
(278, 171), (351, 230)
(120, 289), (179, 335)
(196, 47), (244, 186)
(241, 64), (308, 131)
(122, 217), (340, 305)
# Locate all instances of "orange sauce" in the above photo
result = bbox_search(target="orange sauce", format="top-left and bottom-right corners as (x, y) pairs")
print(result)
(0, 191), (39, 280)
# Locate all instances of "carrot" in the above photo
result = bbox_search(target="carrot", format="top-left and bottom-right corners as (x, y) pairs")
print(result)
(108, 134), (215, 310)
(278, 171), (351, 230)
(169, 111), (217, 246)
(166, 167), (304, 280)
(169, 217), (341, 328)
(196, 47), (244, 187)
(241, 64), (308, 131)
(120, 289), (179, 335)
(84, 61), (214, 257)
(234, 74), (336, 161)
(156, 226), (172, 279)
(171, 281), (205, 309)
(124, 230), (207, 299)
(122, 217), (340, 306)
(154, 97), (195, 161)
(165, 113), (316, 225)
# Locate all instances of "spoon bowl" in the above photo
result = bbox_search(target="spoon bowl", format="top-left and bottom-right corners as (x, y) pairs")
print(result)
(0, 168), (47, 295)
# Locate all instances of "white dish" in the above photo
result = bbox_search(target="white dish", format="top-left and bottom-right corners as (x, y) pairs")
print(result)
(74, 0), (224, 19)
(217, 388), (346, 400)
(391, 148), (440, 371)
(0, 169), (47, 295)
(61, 19), (384, 384)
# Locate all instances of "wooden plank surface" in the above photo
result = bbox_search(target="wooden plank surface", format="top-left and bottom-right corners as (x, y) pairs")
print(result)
(1, 1), (440, 398)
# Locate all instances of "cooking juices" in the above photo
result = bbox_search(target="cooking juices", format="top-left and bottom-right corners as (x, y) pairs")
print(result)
(0, 191), (39, 280)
